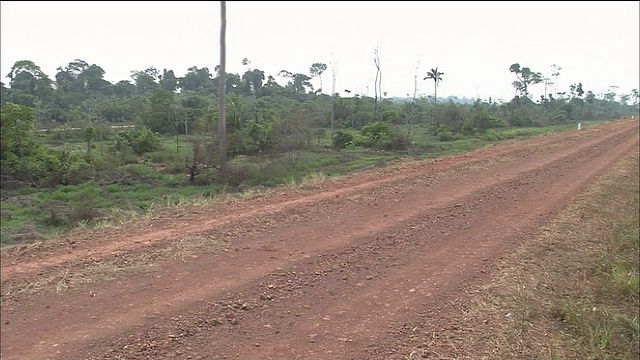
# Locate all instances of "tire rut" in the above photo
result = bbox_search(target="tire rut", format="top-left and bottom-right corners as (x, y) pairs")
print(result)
(1, 120), (637, 360)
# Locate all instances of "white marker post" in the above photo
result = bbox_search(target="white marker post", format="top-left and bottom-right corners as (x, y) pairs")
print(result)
(578, 123), (582, 130)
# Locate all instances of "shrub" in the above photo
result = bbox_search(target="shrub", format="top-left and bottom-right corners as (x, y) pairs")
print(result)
(115, 126), (161, 155)
(359, 121), (392, 148)
(332, 129), (355, 149)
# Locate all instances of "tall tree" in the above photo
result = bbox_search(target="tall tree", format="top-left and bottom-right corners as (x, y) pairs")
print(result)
(551, 64), (562, 98)
(373, 48), (382, 122)
(218, 0), (227, 170)
(509, 63), (542, 98)
(6, 60), (54, 105)
(159, 69), (179, 93)
(241, 58), (264, 122)
(278, 70), (313, 94)
(330, 55), (337, 137)
(631, 88), (639, 106)
(424, 67), (444, 105)
(180, 66), (214, 92)
(130, 67), (159, 94)
(309, 62), (327, 93)
(0, 102), (36, 182)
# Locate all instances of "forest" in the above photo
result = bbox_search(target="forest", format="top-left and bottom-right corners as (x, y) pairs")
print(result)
(1, 58), (638, 244)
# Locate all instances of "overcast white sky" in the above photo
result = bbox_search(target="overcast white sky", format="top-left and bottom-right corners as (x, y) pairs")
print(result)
(1, 1), (639, 101)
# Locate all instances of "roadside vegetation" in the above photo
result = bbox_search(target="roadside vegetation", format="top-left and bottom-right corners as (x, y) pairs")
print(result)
(1, 58), (638, 246)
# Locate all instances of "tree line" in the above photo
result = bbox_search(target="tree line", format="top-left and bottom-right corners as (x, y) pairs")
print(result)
(1, 56), (638, 188)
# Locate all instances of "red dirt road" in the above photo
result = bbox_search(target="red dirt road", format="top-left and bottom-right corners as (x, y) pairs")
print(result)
(1, 119), (638, 360)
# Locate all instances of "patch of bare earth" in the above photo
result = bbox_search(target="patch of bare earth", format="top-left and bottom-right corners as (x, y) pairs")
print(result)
(1, 119), (638, 360)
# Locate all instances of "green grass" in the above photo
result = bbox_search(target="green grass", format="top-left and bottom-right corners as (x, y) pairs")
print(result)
(551, 185), (639, 359)
(0, 176), (230, 245)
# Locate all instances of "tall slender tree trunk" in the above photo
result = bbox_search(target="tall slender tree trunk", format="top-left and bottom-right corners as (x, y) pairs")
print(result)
(433, 80), (439, 129)
(373, 48), (382, 123)
(377, 56), (382, 122)
(330, 56), (336, 138)
(252, 85), (258, 123)
(434, 81), (437, 106)
(218, 1), (227, 170)
(98, 113), (103, 155)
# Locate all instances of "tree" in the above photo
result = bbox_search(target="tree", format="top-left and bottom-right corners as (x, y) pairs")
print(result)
(112, 80), (136, 97)
(330, 55), (337, 137)
(160, 69), (179, 92)
(143, 89), (175, 134)
(576, 83), (585, 98)
(82, 126), (96, 153)
(619, 94), (630, 106)
(509, 63), (542, 98)
(241, 58), (264, 122)
(130, 67), (159, 94)
(0, 82), (7, 106)
(373, 48), (383, 122)
(293, 73), (313, 94)
(218, 0), (228, 170)
(604, 86), (618, 102)
(6, 60), (54, 104)
(278, 70), (313, 94)
(179, 66), (214, 92)
(551, 64), (562, 98)
(424, 67), (444, 105)
(542, 76), (553, 100)
(309, 63), (327, 93)
(79, 64), (111, 94)
(0, 102), (36, 181)
(631, 89), (639, 106)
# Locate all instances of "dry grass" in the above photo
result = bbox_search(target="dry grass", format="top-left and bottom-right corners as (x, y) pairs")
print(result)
(166, 233), (225, 261)
(285, 171), (328, 189)
(2, 253), (158, 298)
(411, 150), (639, 359)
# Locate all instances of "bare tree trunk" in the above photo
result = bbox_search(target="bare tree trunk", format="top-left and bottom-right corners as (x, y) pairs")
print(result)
(184, 115), (189, 165)
(252, 84), (258, 123)
(218, 1), (227, 170)
(407, 60), (420, 136)
(98, 113), (103, 156)
(434, 81), (438, 106)
(373, 47), (383, 123)
(373, 50), (379, 124)
(330, 55), (336, 138)
(433, 80), (439, 129)
(413, 61), (420, 104)
(377, 51), (382, 122)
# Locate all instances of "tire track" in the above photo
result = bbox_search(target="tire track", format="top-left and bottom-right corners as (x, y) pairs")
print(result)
(0, 120), (637, 360)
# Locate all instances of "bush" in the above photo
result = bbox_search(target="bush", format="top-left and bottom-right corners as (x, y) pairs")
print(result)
(332, 129), (355, 149)
(385, 130), (413, 151)
(359, 121), (392, 148)
(115, 126), (161, 155)
(228, 122), (273, 156)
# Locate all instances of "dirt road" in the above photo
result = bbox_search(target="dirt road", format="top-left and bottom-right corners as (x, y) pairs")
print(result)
(1, 119), (638, 360)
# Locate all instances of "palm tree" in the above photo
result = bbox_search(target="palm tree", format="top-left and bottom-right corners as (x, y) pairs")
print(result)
(424, 67), (444, 105)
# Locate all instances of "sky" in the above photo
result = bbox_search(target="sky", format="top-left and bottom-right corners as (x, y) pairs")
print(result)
(1, 1), (639, 102)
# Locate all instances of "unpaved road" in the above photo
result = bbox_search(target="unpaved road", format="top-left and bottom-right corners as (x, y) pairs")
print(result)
(1, 119), (638, 360)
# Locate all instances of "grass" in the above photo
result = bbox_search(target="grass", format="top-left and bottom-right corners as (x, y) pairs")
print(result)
(0, 119), (621, 246)
(407, 147), (639, 359)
